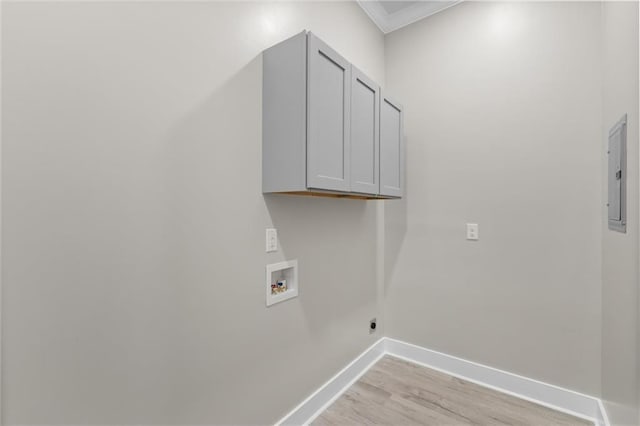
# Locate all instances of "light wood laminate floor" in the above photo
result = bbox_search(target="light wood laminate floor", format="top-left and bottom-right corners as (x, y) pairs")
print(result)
(313, 356), (593, 426)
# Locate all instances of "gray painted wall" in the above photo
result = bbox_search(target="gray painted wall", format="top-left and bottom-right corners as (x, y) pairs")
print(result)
(1, 2), (384, 424)
(384, 1), (603, 395)
(4, 1), (640, 424)
(601, 2), (640, 425)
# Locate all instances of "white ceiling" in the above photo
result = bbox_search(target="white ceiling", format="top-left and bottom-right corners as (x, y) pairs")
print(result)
(358, 0), (462, 33)
(379, 1), (422, 14)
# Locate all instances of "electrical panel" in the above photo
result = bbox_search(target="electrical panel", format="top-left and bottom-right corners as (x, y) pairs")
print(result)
(608, 114), (627, 233)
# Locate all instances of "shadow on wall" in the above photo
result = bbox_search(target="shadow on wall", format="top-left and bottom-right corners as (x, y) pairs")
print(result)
(162, 53), (376, 421)
(163, 47), (378, 367)
(264, 194), (377, 334)
(384, 139), (409, 293)
(165, 54), (265, 289)
(159, 55), (275, 423)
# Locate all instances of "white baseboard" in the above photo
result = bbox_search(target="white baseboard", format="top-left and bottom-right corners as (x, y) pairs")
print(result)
(275, 337), (609, 426)
(275, 338), (386, 426)
(385, 338), (608, 426)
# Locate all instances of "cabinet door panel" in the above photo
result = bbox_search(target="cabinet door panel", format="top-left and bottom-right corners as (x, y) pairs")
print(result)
(306, 33), (351, 192)
(350, 67), (379, 195)
(380, 95), (403, 197)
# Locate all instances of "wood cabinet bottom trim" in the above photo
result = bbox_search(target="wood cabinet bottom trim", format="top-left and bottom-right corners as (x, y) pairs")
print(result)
(267, 191), (398, 200)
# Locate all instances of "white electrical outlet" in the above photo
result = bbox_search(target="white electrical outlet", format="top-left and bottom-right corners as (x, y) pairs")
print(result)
(266, 228), (278, 252)
(466, 223), (479, 240)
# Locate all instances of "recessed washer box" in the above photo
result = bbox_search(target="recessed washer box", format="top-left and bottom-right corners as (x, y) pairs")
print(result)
(266, 260), (298, 307)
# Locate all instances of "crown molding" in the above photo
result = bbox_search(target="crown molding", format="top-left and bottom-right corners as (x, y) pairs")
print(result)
(357, 0), (462, 34)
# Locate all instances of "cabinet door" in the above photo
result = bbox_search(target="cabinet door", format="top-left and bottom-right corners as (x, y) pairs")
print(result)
(380, 94), (404, 197)
(350, 66), (380, 195)
(306, 33), (351, 192)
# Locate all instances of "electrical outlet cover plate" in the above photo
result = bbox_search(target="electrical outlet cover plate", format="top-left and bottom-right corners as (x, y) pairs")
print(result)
(266, 228), (278, 252)
(466, 223), (479, 240)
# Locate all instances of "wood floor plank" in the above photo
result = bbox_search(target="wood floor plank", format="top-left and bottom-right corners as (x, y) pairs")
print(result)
(312, 356), (593, 426)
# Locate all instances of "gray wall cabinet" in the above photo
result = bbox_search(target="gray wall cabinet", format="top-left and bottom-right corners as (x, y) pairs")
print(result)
(306, 33), (351, 192)
(263, 31), (404, 199)
(350, 66), (380, 195)
(380, 94), (404, 198)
